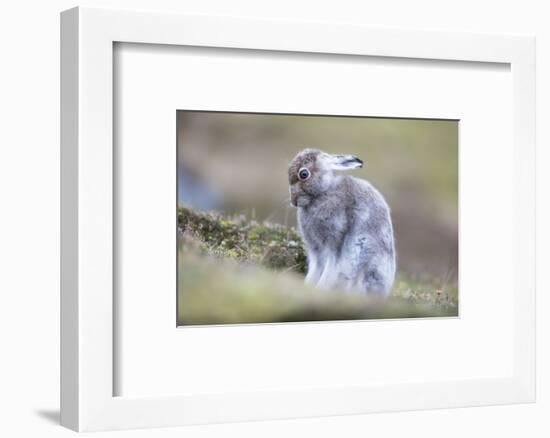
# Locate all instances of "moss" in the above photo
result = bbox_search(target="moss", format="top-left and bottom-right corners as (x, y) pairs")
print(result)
(178, 206), (307, 273)
(392, 275), (458, 311)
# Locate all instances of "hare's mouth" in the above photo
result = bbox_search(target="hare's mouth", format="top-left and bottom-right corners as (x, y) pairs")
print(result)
(290, 189), (312, 208)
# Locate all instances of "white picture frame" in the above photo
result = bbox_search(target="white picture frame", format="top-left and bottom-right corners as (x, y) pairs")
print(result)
(60, 7), (536, 432)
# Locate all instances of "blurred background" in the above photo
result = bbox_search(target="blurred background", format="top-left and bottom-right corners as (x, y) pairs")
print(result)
(177, 110), (458, 283)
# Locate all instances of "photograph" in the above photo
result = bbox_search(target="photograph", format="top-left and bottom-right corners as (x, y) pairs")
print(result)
(177, 110), (458, 325)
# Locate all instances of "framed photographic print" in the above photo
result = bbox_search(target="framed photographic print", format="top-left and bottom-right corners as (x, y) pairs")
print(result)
(61, 7), (536, 432)
(175, 111), (459, 325)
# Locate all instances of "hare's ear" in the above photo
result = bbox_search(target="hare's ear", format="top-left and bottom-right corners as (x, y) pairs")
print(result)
(325, 153), (364, 170)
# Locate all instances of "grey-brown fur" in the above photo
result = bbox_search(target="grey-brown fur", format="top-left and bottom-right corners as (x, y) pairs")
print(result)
(288, 148), (396, 295)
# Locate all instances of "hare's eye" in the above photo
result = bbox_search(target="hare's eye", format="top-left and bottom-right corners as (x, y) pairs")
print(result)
(298, 168), (310, 181)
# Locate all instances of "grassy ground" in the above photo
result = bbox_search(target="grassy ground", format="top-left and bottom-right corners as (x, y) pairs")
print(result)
(177, 207), (458, 326)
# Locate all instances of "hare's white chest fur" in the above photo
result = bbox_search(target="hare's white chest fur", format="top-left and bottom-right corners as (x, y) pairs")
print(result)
(289, 149), (396, 295)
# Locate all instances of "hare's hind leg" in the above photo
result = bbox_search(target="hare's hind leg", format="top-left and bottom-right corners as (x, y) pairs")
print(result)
(362, 255), (395, 296)
(363, 270), (391, 295)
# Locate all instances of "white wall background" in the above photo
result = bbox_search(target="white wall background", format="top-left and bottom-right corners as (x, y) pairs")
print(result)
(0, 1), (547, 437)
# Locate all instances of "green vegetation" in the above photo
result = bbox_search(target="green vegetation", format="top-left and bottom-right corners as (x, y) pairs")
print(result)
(177, 207), (458, 326)
(178, 206), (307, 273)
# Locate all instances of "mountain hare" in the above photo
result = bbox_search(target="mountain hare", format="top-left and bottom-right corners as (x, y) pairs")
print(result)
(288, 149), (396, 296)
